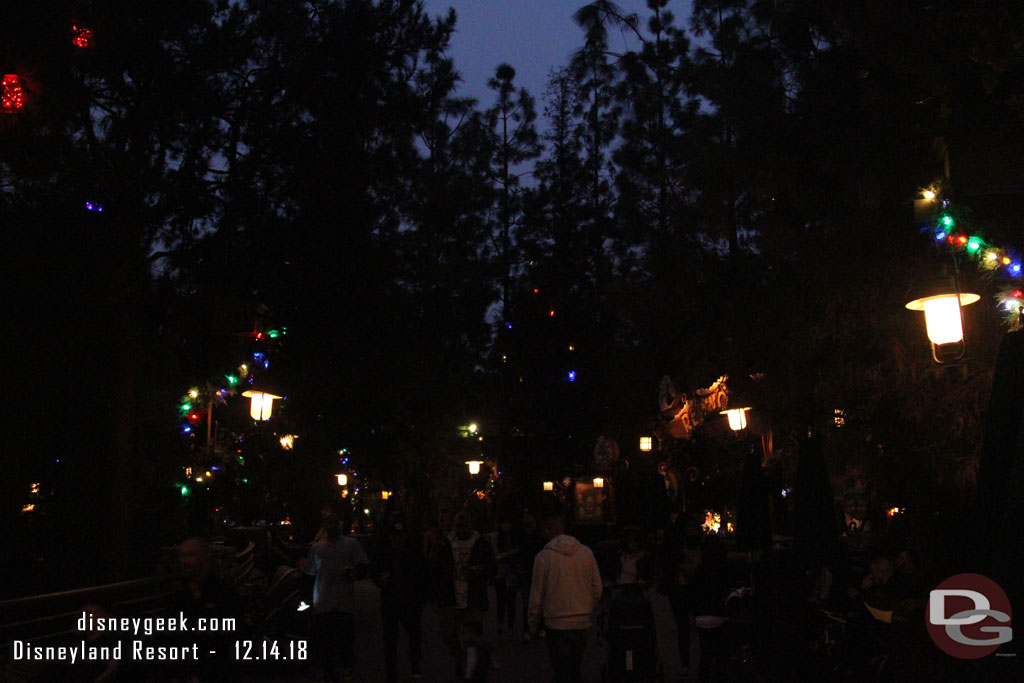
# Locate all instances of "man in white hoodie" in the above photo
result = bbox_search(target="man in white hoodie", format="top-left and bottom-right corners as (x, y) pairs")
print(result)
(527, 512), (603, 683)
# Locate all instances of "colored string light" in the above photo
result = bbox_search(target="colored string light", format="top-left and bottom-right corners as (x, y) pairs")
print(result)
(2, 74), (24, 113)
(72, 26), (94, 48)
(924, 202), (1024, 322)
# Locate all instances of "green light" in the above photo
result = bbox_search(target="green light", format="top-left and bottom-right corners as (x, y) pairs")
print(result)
(967, 237), (982, 253)
(941, 214), (955, 228)
(268, 329), (280, 338)
(225, 375), (238, 386)
(179, 403), (191, 413)
(179, 484), (190, 497)
(242, 478), (248, 483)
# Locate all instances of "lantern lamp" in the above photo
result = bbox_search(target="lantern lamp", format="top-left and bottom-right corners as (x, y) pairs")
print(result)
(592, 477), (604, 488)
(543, 481), (554, 491)
(639, 436), (653, 452)
(241, 389), (281, 420)
(466, 460), (483, 475)
(721, 406), (752, 431)
(336, 473), (348, 487)
(381, 490), (391, 500)
(905, 275), (979, 364)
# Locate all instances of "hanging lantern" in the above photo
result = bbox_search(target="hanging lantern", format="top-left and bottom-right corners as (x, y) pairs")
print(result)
(592, 477), (604, 488)
(543, 481), (554, 491)
(2, 74), (24, 113)
(336, 474), (348, 486)
(905, 275), (979, 363)
(721, 407), (751, 431)
(639, 436), (653, 452)
(241, 389), (281, 420)
(466, 460), (483, 475)
(381, 490), (391, 500)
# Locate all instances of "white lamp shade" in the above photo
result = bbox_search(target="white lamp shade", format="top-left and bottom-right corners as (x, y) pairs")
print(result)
(336, 474), (348, 486)
(242, 390), (281, 420)
(543, 481), (554, 491)
(592, 477), (604, 488)
(905, 291), (979, 345)
(721, 407), (751, 431)
(466, 460), (483, 475)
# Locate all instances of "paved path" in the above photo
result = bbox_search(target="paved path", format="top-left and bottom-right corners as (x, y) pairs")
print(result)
(256, 580), (695, 682)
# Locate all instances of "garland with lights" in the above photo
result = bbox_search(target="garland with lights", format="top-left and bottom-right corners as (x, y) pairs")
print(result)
(175, 326), (287, 497)
(922, 200), (1023, 325)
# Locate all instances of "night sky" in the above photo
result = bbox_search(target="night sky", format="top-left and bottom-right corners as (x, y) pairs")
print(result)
(420, 0), (668, 106)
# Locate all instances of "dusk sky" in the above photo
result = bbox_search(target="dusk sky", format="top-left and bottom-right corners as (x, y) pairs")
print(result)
(420, 1), (684, 107)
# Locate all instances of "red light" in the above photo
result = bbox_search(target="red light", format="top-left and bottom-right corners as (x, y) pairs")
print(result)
(72, 26), (93, 48)
(533, 288), (539, 294)
(956, 235), (968, 245)
(549, 309), (555, 317)
(188, 413), (200, 422)
(2, 75), (24, 113)
(1013, 290), (1023, 298)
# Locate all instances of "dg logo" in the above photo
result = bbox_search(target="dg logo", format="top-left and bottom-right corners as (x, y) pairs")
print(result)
(926, 573), (1013, 659)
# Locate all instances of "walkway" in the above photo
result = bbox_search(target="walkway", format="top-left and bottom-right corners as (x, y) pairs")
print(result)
(258, 579), (694, 682)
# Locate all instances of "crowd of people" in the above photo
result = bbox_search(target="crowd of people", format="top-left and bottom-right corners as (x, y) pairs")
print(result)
(53, 504), (938, 683)
(292, 504), (937, 683)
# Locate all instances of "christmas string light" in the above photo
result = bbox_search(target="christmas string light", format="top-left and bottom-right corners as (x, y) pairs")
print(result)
(2, 74), (24, 113)
(72, 26), (94, 48)
(925, 205), (1023, 322)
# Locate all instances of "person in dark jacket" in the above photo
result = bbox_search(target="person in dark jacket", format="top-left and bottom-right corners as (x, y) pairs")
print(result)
(435, 511), (496, 678)
(372, 518), (429, 682)
(517, 510), (547, 639)
(693, 534), (731, 683)
(658, 514), (701, 676)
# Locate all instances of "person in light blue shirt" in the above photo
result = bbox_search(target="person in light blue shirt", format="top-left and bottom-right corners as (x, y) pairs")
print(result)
(302, 514), (368, 682)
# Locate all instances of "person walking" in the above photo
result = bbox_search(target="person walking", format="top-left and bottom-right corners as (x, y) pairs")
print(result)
(435, 511), (496, 678)
(517, 510), (546, 639)
(301, 513), (369, 683)
(490, 516), (521, 636)
(527, 511), (603, 683)
(372, 517), (428, 682)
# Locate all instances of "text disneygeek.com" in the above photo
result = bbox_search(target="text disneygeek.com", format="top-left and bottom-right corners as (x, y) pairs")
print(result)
(9, 611), (239, 664)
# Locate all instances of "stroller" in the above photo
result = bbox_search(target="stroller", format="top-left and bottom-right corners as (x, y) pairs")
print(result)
(604, 584), (662, 682)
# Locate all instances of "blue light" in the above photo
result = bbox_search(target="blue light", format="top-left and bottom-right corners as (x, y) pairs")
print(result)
(210, 466), (220, 471)
(85, 201), (103, 212)
(183, 426), (192, 434)
(253, 352), (265, 360)
(1013, 263), (1022, 274)
(263, 360), (270, 369)
(567, 370), (577, 382)
(934, 231), (946, 241)
(506, 323), (513, 329)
